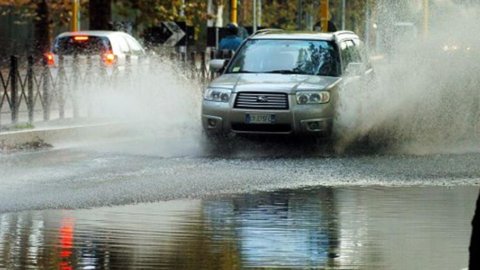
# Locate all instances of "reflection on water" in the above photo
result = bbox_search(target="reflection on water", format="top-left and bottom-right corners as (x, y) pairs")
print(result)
(0, 187), (476, 269)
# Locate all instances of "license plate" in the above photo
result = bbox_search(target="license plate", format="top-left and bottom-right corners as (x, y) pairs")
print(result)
(245, 113), (276, 124)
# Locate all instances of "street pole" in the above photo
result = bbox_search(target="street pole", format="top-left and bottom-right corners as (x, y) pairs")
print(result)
(253, 0), (257, 33)
(341, 0), (346, 30)
(180, 0), (185, 17)
(207, 0), (214, 27)
(423, 0), (429, 40)
(71, 0), (80, 31)
(230, 0), (237, 24)
(365, 0), (370, 46)
(320, 0), (328, 32)
(258, 0), (262, 27)
(296, 0), (303, 30)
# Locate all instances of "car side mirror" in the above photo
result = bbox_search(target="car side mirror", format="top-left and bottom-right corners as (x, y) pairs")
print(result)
(209, 59), (227, 72)
(345, 62), (363, 76)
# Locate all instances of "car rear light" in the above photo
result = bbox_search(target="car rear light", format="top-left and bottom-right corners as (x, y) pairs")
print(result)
(102, 51), (116, 66)
(73, 36), (89, 41)
(44, 52), (55, 66)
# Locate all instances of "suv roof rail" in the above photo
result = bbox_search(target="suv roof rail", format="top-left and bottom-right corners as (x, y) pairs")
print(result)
(333, 30), (355, 36)
(333, 30), (356, 38)
(251, 28), (285, 36)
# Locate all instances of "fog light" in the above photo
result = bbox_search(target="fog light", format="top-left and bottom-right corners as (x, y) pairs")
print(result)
(208, 119), (217, 127)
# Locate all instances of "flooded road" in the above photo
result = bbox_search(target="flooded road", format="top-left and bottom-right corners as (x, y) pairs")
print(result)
(0, 138), (479, 269)
(0, 186), (476, 270)
(1, 136), (480, 213)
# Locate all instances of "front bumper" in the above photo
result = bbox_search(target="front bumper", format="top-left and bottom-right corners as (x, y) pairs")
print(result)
(202, 94), (334, 136)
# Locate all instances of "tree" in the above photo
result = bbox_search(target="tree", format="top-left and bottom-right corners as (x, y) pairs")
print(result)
(0, 0), (88, 56)
(113, 0), (212, 30)
(34, 0), (50, 55)
(90, 0), (112, 30)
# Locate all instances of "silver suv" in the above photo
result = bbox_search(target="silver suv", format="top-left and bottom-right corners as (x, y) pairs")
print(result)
(202, 30), (373, 137)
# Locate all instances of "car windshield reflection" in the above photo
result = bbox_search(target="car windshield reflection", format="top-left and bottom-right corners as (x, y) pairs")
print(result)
(227, 39), (340, 77)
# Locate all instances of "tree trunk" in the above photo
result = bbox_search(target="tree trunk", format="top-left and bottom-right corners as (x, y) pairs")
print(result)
(89, 0), (112, 30)
(34, 0), (50, 56)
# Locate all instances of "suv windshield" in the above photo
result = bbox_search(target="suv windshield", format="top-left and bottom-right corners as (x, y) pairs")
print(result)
(53, 36), (112, 55)
(227, 39), (340, 76)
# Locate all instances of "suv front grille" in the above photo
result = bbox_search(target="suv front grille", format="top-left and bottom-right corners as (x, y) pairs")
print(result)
(234, 92), (289, 110)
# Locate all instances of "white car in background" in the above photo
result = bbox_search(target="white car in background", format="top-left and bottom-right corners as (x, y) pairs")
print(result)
(45, 31), (145, 70)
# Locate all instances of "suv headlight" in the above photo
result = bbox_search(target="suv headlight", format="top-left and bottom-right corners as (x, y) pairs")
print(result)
(204, 88), (232, 103)
(296, 91), (330, 104)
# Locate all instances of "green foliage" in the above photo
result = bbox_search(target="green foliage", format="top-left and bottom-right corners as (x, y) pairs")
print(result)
(113, 0), (214, 28)
(0, 0), (89, 28)
(13, 123), (34, 130)
(243, 0), (298, 30)
(238, 0), (377, 34)
(0, 0), (386, 49)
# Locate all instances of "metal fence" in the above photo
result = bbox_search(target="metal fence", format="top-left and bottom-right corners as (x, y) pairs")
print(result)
(0, 50), (233, 129)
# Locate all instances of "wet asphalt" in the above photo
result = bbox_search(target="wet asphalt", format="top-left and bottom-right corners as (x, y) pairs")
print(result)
(0, 135), (479, 269)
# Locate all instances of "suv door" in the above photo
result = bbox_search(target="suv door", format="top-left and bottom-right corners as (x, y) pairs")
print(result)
(338, 39), (368, 129)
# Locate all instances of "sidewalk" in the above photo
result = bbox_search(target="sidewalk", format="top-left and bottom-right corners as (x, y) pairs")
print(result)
(0, 117), (127, 147)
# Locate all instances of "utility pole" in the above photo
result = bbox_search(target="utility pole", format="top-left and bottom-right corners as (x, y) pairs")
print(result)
(71, 0), (80, 31)
(180, 0), (185, 18)
(296, 0), (303, 30)
(253, 0), (257, 32)
(216, 3), (223, 27)
(230, 0), (237, 24)
(341, 0), (346, 30)
(258, 0), (262, 27)
(320, 0), (328, 32)
(423, 0), (429, 40)
(179, 0), (186, 55)
(365, 0), (370, 46)
(207, 0), (214, 27)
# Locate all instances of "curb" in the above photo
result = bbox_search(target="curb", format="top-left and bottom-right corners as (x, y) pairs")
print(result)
(0, 123), (129, 146)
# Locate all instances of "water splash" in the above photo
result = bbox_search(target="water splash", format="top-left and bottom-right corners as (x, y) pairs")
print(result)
(335, 1), (480, 155)
(72, 54), (206, 155)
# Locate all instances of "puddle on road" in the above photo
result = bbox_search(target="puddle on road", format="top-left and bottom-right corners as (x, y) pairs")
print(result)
(0, 186), (476, 270)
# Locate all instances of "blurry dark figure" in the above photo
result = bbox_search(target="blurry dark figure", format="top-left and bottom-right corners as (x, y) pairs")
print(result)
(470, 191), (480, 269)
(314, 21), (338, 32)
(238, 26), (249, 39)
(219, 23), (243, 52)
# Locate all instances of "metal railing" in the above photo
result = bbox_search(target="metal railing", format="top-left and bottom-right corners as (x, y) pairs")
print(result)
(0, 49), (234, 129)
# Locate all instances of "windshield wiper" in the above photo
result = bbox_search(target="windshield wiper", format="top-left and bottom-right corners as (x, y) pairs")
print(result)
(264, 70), (307, 75)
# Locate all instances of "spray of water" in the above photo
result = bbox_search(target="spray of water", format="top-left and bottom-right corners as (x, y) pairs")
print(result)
(71, 1), (480, 157)
(77, 54), (205, 155)
(334, 1), (480, 155)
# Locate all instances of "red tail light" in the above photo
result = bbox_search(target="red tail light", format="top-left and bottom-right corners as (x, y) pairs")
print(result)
(73, 36), (89, 41)
(102, 51), (116, 66)
(44, 52), (55, 66)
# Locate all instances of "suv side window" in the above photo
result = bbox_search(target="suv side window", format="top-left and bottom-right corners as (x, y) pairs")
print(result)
(347, 40), (361, 63)
(340, 40), (359, 71)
